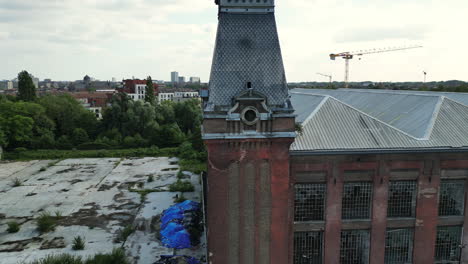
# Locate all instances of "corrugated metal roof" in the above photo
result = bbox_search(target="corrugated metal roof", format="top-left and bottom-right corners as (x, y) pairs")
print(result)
(206, 13), (289, 110)
(290, 89), (468, 152)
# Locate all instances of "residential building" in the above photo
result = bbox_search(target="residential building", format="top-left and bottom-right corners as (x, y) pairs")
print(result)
(71, 91), (114, 119)
(202, 1), (468, 264)
(190, 77), (201, 83)
(122, 79), (158, 101)
(171, 72), (179, 84)
(0, 80), (13, 90)
(178, 76), (186, 84)
(158, 88), (199, 103)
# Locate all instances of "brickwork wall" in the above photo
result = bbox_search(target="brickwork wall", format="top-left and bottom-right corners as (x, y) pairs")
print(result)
(205, 138), (294, 264)
(291, 153), (468, 264)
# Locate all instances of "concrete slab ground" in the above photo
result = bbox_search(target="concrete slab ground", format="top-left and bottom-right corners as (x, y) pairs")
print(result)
(0, 157), (206, 264)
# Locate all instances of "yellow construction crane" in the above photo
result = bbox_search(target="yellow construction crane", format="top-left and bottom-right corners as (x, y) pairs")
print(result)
(317, 72), (332, 83)
(330, 45), (423, 88)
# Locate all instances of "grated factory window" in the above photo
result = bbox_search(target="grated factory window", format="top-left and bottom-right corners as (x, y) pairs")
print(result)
(342, 182), (373, 220)
(294, 183), (326, 222)
(384, 228), (414, 264)
(435, 226), (462, 263)
(340, 230), (370, 264)
(439, 180), (465, 216)
(387, 181), (417, 218)
(294, 232), (323, 264)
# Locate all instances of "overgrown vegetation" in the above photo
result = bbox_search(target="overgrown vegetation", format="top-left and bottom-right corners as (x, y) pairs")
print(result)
(169, 180), (195, 192)
(27, 248), (129, 264)
(7, 221), (20, 233)
(12, 178), (22, 187)
(114, 225), (135, 243)
(4, 147), (176, 161)
(2, 71), (207, 175)
(147, 175), (154, 182)
(72, 236), (85, 250)
(36, 212), (57, 233)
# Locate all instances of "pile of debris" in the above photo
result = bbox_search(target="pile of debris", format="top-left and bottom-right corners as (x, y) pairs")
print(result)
(154, 255), (200, 264)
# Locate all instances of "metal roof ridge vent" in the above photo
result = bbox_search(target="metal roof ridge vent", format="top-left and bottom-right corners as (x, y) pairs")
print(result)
(325, 96), (425, 141)
(423, 95), (445, 140)
(335, 88), (443, 98)
(301, 96), (330, 126)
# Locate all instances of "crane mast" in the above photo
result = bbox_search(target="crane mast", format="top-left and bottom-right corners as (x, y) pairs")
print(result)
(330, 45), (422, 88)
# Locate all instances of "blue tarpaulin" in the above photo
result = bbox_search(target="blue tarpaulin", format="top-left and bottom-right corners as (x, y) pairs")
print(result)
(160, 200), (201, 249)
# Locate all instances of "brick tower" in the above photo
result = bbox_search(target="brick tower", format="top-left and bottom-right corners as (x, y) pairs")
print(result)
(203, 1), (296, 264)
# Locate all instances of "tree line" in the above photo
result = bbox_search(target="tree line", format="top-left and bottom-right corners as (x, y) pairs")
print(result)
(0, 71), (204, 155)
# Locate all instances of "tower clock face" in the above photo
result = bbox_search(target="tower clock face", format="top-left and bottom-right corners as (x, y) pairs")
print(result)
(241, 106), (259, 125)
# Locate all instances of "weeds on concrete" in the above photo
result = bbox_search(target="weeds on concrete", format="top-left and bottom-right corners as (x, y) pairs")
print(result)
(72, 236), (85, 250)
(12, 178), (22, 187)
(7, 221), (20, 233)
(147, 175), (154, 183)
(37, 212), (56, 233)
(169, 180), (195, 192)
(54, 211), (62, 219)
(114, 225), (135, 243)
(27, 248), (129, 264)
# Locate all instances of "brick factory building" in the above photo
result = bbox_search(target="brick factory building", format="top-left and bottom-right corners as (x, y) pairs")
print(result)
(203, 1), (468, 264)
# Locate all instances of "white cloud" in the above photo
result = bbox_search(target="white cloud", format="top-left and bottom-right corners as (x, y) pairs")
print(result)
(0, 0), (467, 83)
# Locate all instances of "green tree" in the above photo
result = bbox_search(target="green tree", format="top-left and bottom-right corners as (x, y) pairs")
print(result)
(37, 94), (98, 138)
(17, 71), (37, 102)
(173, 99), (202, 133)
(144, 76), (155, 105)
(56, 135), (73, 150)
(72, 128), (90, 146)
(0, 115), (34, 148)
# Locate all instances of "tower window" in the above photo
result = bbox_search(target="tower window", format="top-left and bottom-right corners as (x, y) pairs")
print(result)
(294, 183), (326, 221)
(294, 231), (323, 264)
(342, 182), (373, 220)
(247, 82), (252, 89)
(244, 110), (257, 123)
(435, 226), (462, 263)
(387, 181), (417, 218)
(340, 230), (370, 264)
(384, 228), (414, 264)
(439, 180), (465, 216)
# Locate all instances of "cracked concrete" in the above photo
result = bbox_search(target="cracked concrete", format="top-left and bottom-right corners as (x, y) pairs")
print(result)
(0, 157), (206, 264)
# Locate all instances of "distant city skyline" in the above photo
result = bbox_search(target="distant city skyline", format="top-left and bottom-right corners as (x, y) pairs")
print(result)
(0, 0), (467, 82)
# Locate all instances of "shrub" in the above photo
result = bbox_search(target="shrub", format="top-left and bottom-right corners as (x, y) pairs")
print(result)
(72, 236), (85, 250)
(77, 142), (110, 150)
(147, 175), (154, 183)
(39, 167), (47, 172)
(169, 180), (195, 192)
(14, 147), (27, 152)
(85, 248), (129, 264)
(7, 221), (20, 233)
(177, 171), (184, 179)
(37, 212), (56, 233)
(12, 178), (22, 187)
(28, 254), (83, 264)
(27, 248), (129, 264)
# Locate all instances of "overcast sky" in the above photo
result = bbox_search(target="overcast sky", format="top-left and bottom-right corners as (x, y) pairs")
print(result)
(1, 0), (467, 82)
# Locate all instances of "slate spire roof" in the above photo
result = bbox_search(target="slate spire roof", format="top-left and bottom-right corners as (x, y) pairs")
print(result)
(291, 89), (468, 152)
(205, 12), (290, 112)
